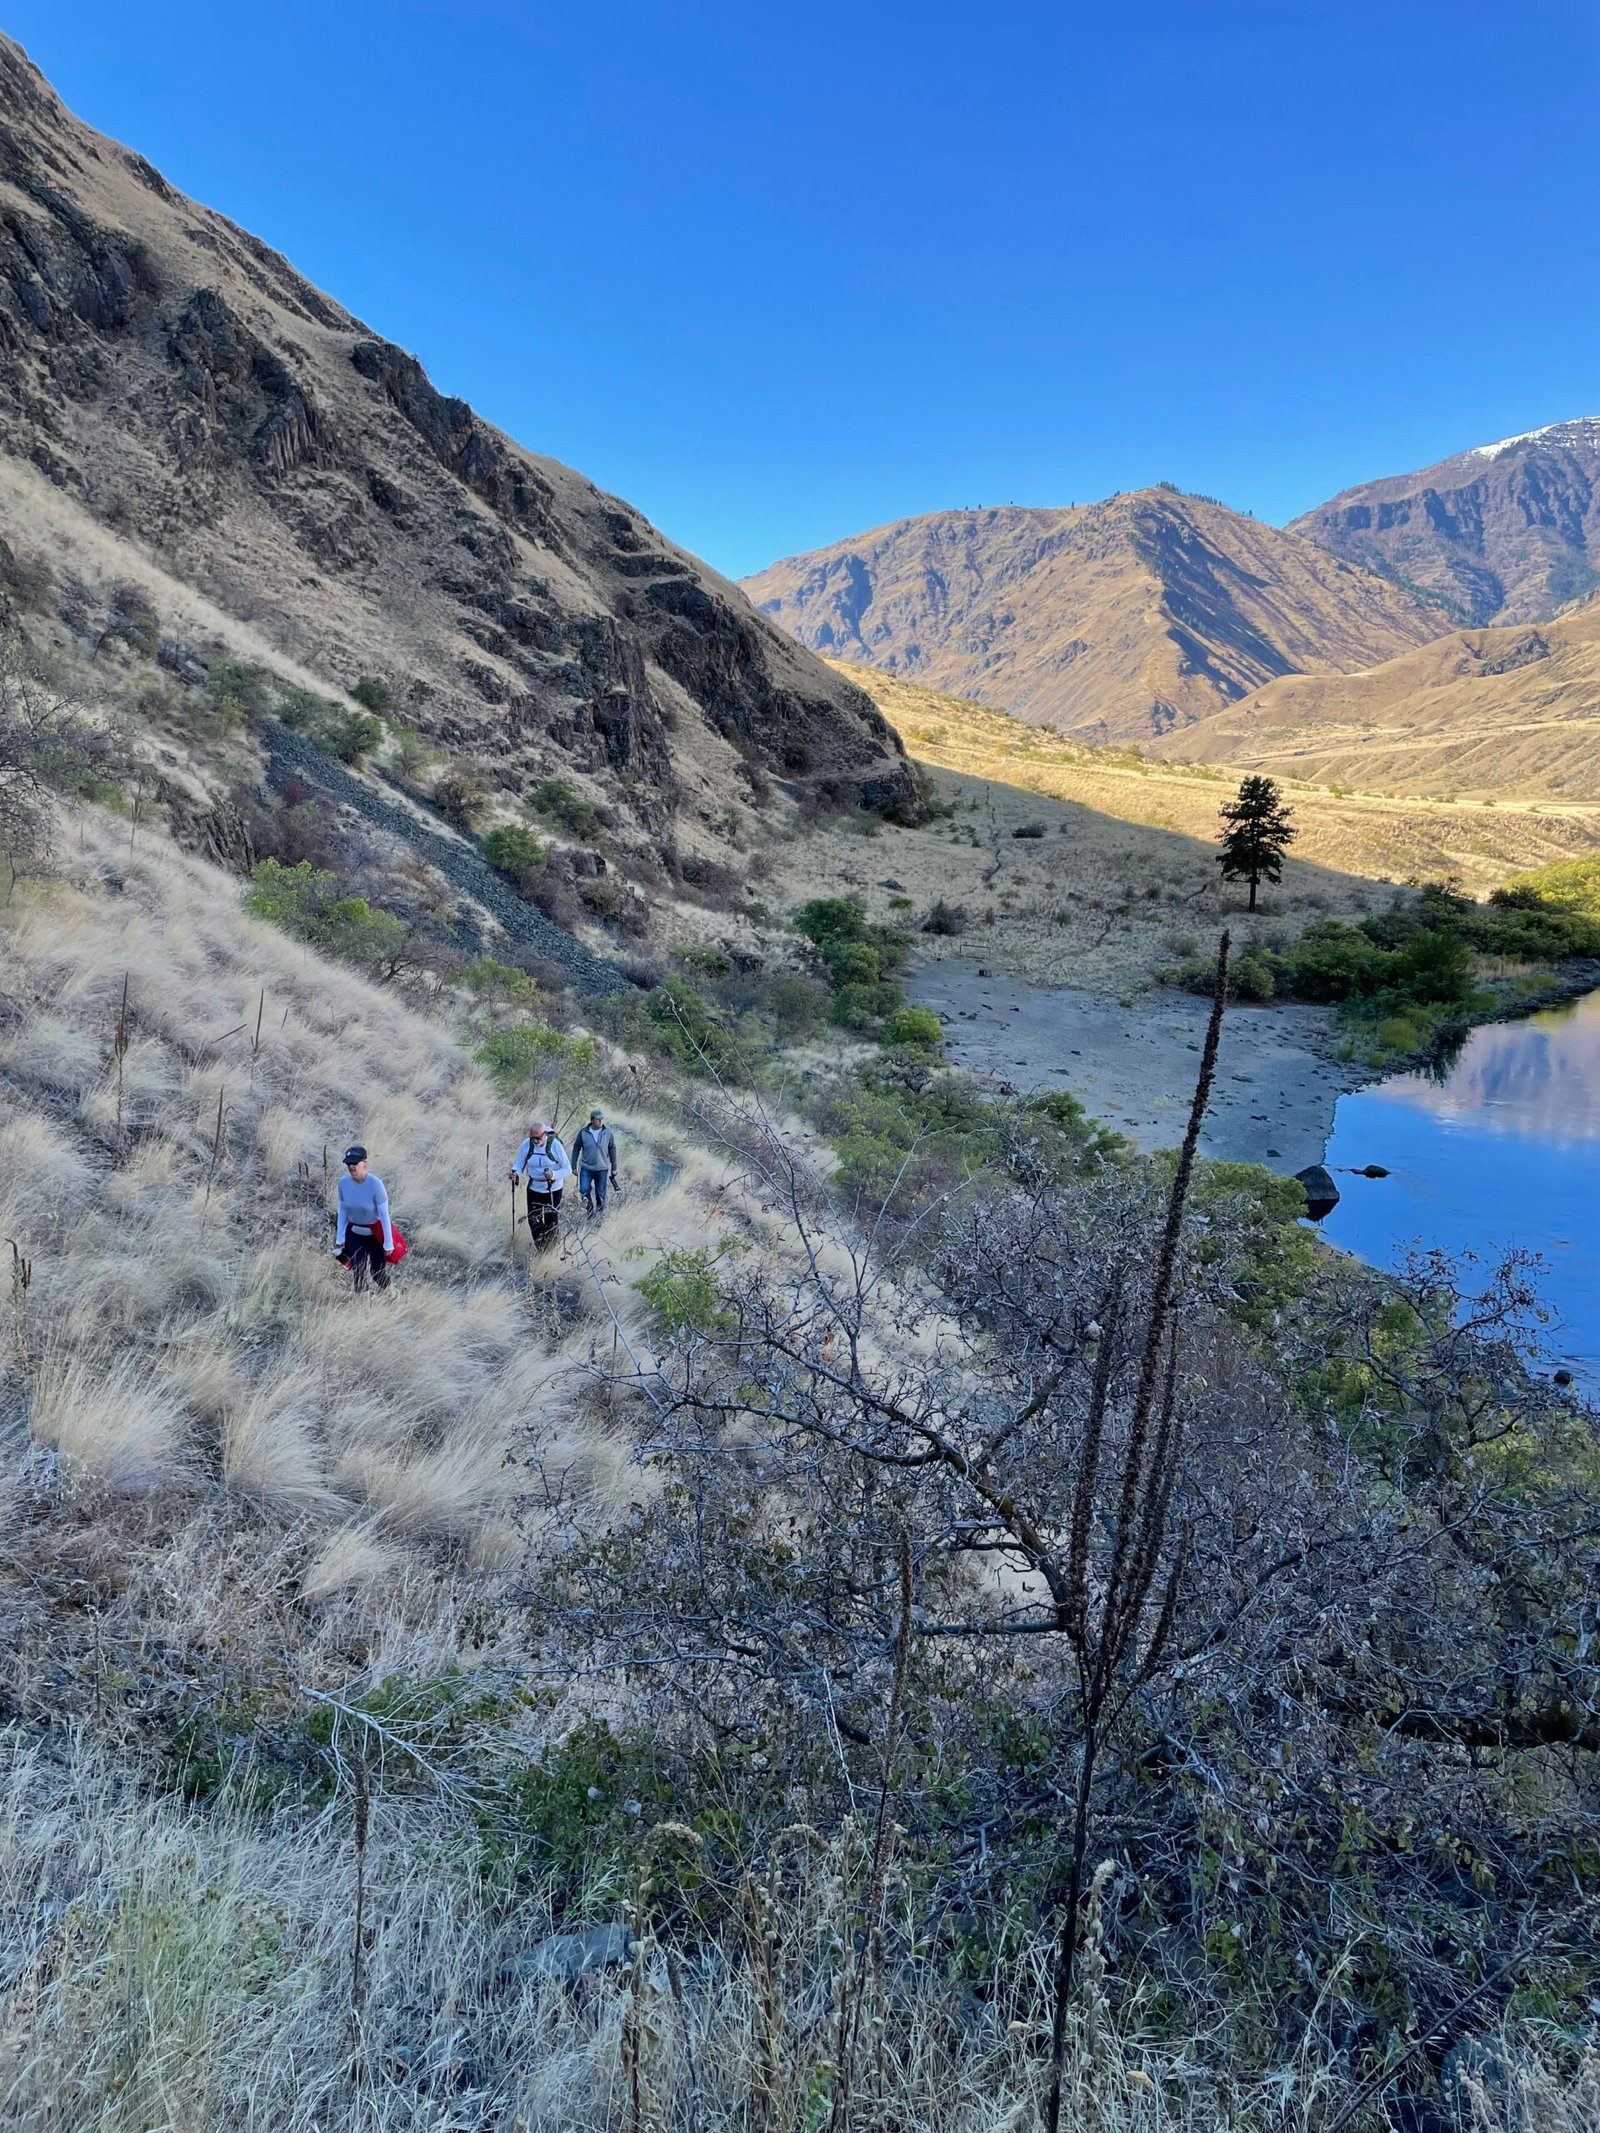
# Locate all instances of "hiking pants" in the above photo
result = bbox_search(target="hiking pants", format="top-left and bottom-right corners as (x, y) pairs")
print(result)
(579, 1166), (610, 1213)
(528, 1187), (563, 1250)
(342, 1226), (389, 1287)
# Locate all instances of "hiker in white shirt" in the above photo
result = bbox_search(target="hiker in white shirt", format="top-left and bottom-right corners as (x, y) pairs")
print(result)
(509, 1121), (571, 1250)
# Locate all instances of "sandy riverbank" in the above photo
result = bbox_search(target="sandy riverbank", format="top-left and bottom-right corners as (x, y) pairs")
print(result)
(911, 959), (1369, 1175)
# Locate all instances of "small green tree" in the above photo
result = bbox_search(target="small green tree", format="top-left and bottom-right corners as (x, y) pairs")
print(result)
(1217, 774), (1296, 912)
(882, 1005), (943, 1050)
(482, 824), (547, 894)
(350, 676), (394, 714)
(530, 776), (599, 840)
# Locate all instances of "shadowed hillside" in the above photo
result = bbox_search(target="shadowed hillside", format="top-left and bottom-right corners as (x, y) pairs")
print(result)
(0, 34), (916, 852)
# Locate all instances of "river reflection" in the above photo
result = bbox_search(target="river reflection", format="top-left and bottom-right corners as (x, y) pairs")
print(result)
(1318, 991), (1600, 1388)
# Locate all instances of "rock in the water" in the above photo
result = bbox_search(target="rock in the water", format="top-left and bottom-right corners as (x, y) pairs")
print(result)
(1294, 1163), (1340, 1219)
(501, 1923), (633, 1986)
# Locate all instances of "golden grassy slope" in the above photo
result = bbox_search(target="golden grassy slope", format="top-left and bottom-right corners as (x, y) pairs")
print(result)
(835, 661), (1600, 899)
(1152, 604), (1600, 801)
(0, 827), (725, 1586)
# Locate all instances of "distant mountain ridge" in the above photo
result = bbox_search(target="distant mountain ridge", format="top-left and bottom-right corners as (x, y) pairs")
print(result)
(741, 490), (1441, 743)
(0, 35), (917, 847)
(1292, 418), (1600, 627)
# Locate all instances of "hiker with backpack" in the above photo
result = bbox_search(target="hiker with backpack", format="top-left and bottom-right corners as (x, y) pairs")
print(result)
(572, 1108), (619, 1216)
(335, 1144), (406, 1290)
(509, 1120), (571, 1250)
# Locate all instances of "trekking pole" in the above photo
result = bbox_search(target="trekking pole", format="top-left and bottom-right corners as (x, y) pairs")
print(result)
(510, 1177), (518, 1254)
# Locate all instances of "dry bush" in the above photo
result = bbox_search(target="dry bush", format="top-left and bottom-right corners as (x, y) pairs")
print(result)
(0, 1726), (1594, 2133)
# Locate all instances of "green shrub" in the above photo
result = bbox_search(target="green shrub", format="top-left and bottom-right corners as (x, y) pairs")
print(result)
(763, 975), (830, 1041)
(634, 1248), (732, 1339)
(1230, 949), (1276, 1002)
(1021, 1090), (1129, 1176)
(475, 1020), (599, 1102)
(1183, 1161), (1318, 1329)
(482, 824), (547, 893)
(275, 684), (381, 762)
(206, 660), (276, 721)
(828, 941), (883, 987)
(459, 957), (542, 1008)
(794, 897), (869, 949)
(530, 776), (600, 840)
(244, 859), (412, 975)
(883, 1005), (944, 1050)
(1273, 921), (1389, 1002)
(830, 980), (907, 1032)
(1496, 852), (1600, 921)
(486, 1721), (681, 1910)
(330, 711), (382, 763)
(823, 1064), (1005, 1204)
(433, 767), (490, 829)
(350, 676), (394, 714)
(645, 980), (748, 1078)
(793, 898), (913, 1034)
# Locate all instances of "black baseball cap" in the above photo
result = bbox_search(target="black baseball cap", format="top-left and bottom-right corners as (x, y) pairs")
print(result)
(343, 1145), (367, 1165)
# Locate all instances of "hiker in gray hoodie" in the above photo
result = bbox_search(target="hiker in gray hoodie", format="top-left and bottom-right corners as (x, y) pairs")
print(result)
(572, 1109), (619, 1215)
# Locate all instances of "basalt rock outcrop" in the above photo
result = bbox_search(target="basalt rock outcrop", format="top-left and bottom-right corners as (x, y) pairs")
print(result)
(0, 35), (916, 843)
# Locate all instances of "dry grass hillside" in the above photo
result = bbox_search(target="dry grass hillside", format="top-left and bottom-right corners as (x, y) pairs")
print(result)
(741, 491), (1438, 743)
(805, 665), (1600, 990)
(0, 34), (916, 856)
(3, 825), (1597, 2128)
(0, 830), (713, 1571)
(1156, 603), (1600, 802)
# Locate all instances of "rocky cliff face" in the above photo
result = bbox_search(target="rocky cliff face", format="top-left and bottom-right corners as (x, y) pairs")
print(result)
(1292, 419), (1600, 627)
(742, 491), (1439, 743)
(0, 36), (916, 838)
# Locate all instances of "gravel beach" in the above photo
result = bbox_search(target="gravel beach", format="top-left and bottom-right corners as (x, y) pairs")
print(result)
(911, 957), (1367, 1175)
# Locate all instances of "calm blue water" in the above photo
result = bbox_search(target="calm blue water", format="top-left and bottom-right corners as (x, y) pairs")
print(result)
(1319, 990), (1600, 1389)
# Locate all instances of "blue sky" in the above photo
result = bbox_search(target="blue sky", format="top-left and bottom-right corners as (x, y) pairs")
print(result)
(9, 2), (1599, 578)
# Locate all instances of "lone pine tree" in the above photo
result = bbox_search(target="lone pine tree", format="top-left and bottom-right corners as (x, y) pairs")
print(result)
(1217, 774), (1296, 911)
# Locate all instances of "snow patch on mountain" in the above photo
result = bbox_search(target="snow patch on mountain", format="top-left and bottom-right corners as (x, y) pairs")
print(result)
(1469, 418), (1600, 460)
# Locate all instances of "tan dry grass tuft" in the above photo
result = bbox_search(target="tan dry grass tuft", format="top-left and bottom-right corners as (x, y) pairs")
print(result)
(30, 1351), (190, 1490)
(221, 1366), (342, 1515)
(297, 1519), (402, 1600)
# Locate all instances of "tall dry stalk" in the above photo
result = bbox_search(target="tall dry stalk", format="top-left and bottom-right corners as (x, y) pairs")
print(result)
(350, 1749), (371, 2032)
(199, 1086), (227, 1231)
(1041, 929), (1230, 2133)
(110, 971), (131, 1156)
(829, 1525), (914, 2133)
(621, 1823), (702, 2133)
(8, 1237), (32, 1349)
